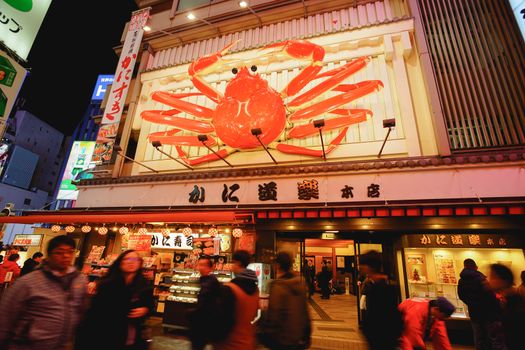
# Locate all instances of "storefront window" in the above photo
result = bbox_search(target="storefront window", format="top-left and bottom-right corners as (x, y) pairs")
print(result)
(177, 0), (210, 11)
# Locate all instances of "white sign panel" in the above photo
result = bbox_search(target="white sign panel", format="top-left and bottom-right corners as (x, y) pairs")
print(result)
(12, 234), (42, 246)
(150, 232), (196, 250)
(57, 141), (96, 200)
(0, 0), (52, 60)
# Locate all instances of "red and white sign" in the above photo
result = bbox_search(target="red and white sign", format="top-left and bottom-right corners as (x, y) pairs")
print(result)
(12, 234), (42, 247)
(93, 8), (150, 164)
(127, 234), (152, 251)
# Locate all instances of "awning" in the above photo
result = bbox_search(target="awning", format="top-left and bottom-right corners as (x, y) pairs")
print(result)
(0, 211), (250, 224)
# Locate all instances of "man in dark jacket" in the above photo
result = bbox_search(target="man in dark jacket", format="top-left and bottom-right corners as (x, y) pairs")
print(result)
(317, 263), (331, 299)
(359, 250), (403, 350)
(0, 235), (86, 350)
(261, 252), (311, 350)
(21, 252), (43, 275)
(458, 258), (505, 350)
(303, 259), (315, 299)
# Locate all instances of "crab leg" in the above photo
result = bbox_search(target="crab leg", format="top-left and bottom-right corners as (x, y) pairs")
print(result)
(289, 80), (383, 122)
(175, 145), (236, 167)
(287, 112), (369, 139)
(263, 40), (325, 98)
(288, 57), (370, 107)
(276, 127), (349, 157)
(188, 41), (239, 103)
(142, 111), (214, 133)
(148, 129), (218, 147)
(149, 91), (215, 120)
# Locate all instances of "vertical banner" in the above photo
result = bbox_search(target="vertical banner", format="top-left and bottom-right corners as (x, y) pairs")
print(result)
(93, 8), (150, 164)
(0, 49), (27, 138)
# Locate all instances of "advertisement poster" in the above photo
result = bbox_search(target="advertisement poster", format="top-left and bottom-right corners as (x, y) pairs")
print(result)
(86, 246), (105, 263)
(0, 140), (11, 177)
(12, 234), (42, 246)
(127, 234), (152, 251)
(406, 254), (428, 283)
(93, 8), (149, 164)
(235, 232), (255, 255)
(57, 141), (96, 200)
(433, 252), (458, 285)
(91, 75), (114, 101)
(0, 49), (27, 136)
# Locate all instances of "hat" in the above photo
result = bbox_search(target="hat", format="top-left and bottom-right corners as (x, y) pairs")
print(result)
(435, 297), (456, 317)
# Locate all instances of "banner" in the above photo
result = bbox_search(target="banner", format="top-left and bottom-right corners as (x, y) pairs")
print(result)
(12, 234), (42, 246)
(0, 49), (27, 137)
(57, 141), (96, 200)
(93, 8), (149, 164)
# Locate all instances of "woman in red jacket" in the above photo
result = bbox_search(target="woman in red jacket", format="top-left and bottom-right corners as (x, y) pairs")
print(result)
(0, 253), (21, 285)
(399, 297), (456, 350)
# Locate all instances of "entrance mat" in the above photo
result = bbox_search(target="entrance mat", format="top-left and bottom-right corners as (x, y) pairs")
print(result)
(308, 299), (332, 320)
(317, 326), (356, 332)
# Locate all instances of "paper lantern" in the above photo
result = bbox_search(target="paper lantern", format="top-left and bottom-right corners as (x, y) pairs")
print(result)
(98, 226), (108, 235)
(119, 226), (129, 235)
(81, 225), (92, 233)
(182, 226), (192, 237)
(208, 227), (218, 237)
(161, 228), (170, 237)
(65, 225), (75, 233)
(138, 227), (148, 235)
(51, 225), (61, 233)
(232, 228), (243, 238)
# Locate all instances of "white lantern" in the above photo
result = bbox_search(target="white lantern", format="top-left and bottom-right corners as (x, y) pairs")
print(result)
(138, 227), (148, 235)
(98, 226), (108, 235)
(81, 225), (92, 233)
(232, 228), (243, 238)
(51, 225), (61, 233)
(161, 228), (170, 237)
(65, 225), (75, 233)
(182, 226), (192, 237)
(208, 227), (218, 237)
(119, 226), (129, 235)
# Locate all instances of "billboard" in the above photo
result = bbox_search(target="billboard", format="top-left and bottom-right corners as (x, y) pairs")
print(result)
(57, 141), (96, 200)
(0, 139), (11, 177)
(91, 75), (114, 101)
(509, 0), (525, 42)
(0, 0), (53, 60)
(0, 49), (27, 136)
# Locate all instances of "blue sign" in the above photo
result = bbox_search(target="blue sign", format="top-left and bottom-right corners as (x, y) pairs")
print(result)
(91, 75), (114, 101)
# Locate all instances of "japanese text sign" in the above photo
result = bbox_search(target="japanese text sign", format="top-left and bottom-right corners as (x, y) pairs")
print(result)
(150, 233), (196, 250)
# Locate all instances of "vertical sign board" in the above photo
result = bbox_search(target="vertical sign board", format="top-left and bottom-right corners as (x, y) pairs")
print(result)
(0, 49), (27, 138)
(92, 8), (150, 164)
(57, 141), (96, 200)
(509, 0), (525, 42)
(91, 75), (114, 101)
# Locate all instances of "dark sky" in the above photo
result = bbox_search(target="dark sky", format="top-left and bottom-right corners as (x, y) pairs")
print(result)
(18, 0), (138, 135)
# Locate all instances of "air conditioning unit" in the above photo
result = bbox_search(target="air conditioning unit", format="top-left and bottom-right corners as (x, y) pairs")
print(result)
(0, 203), (14, 216)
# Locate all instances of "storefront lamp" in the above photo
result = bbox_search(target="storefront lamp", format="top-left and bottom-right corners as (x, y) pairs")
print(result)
(251, 128), (278, 164)
(119, 226), (129, 235)
(187, 13), (196, 20)
(208, 227), (218, 237)
(378, 118), (396, 158)
(98, 226), (108, 235)
(198, 135), (233, 167)
(81, 225), (92, 233)
(161, 227), (170, 237)
(313, 119), (327, 161)
(152, 141), (193, 170)
(232, 228), (243, 238)
(138, 227), (148, 235)
(65, 225), (75, 233)
(239, 1), (248, 8)
(183, 226), (193, 237)
(143, 25), (151, 32)
(51, 225), (61, 233)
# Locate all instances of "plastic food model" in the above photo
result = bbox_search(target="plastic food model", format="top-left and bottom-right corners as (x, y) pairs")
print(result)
(142, 40), (383, 166)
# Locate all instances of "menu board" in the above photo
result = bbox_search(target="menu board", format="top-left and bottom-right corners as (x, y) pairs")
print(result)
(127, 235), (152, 252)
(433, 252), (457, 284)
(86, 246), (105, 263)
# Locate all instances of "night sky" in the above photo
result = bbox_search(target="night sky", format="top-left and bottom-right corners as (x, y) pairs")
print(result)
(17, 0), (138, 135)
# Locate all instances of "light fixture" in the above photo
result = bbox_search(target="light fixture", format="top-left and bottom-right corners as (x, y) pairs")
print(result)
(239, 1), (248, 8)
(313, 119), (326, 161)
(151, 141), (193, 170)
(113, 145), (158, 173)
(65, 225), (75, 233)
(138, 227), (148, 235)
(237, 0), (262, 26)
(81, 225), (92, 233)
(232, 228), (243, 238)
(378, 118), (396, 158)
(98, 226), (108, 235)
(161, 227), (170, 237)
(224, 228), (231, 234)
(51, 225), (61, 233)
(198, 135), (233, 167)
(182, 226), (193, 237)
(112, 226), (118, 232)
(186, 12), (196, 20)
(199, 228), (203, 233)
(119, 226), (129, 235)
(143, 25), (151, 32)
(208, 227), (218, 237)
(251, 128), (278, 164)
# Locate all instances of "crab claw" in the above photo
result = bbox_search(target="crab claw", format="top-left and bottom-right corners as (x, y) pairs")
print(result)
(189, 40), (240, 76)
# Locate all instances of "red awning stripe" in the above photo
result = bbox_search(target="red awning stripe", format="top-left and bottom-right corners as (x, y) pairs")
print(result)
(0, 211), (240, 224)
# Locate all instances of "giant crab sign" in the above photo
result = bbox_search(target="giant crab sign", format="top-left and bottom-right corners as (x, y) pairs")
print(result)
(141, 40), (383, 166)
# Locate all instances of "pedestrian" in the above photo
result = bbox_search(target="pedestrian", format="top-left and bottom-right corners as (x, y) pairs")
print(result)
(21, 252), (44, 276)
(303, 259), (315, 299)
(518, 271), (525, 298)
(76, 250), (153, 350)
(0, 253), (20, 285)
(214, 250), (259, 350)
(316, 263), (331, 299)
(359, 250), (403, 350)
(488, 264), (525, 350)
(0, 235), (87, 350)
(458, 258), (505, 350)
(260, 252), (311, 350)
(399, 297), (456, 350)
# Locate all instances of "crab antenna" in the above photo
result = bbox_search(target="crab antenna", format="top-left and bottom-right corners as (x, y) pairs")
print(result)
(313, 119), (327, 161)
(198, 135), (234, 167)
(251, 128), (278, 165)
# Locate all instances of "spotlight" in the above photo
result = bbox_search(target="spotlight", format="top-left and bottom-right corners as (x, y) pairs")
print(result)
(143, 25), (151, 32)
(239, 1), (248, 8)
(187, 12), (196, 20)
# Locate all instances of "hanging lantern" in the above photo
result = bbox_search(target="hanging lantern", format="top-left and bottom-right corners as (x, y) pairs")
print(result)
(208, 227), (218, 237)
(138, 227), (148, 235)
(119, 226), (129, 235)
(182, 226), (192, 237)
(232, 228), (243, 238)
(98, 226), (108, 235)
(51, 225), (61, 233)
(81, 225), (92, 233)
(65, 225), (75, 233)
(161, 227), (170, 237)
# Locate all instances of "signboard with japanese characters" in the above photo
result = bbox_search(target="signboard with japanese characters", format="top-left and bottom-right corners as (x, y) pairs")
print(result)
(0, 49), (27, 136)
(92, 8), (149, 164)
(150, 232), (196, 250)
(12, 234), (42, 246)
(128, 234), (152, 251)
(0, 0), (52, 60)
(406, 234), (521, 249)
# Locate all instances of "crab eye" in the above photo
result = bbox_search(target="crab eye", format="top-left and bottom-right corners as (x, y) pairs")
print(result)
(232, 68), (238, 75)
(251, 65), (257, 72)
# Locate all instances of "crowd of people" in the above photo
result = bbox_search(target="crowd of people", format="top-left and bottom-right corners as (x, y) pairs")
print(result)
(0, 237), (523, 350)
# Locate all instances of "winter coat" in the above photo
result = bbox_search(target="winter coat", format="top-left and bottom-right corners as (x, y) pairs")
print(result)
(458, 268), (500, 321)
(498, 290), (525, 350)
(215, 269), (259, 350)
(316, 268), (331, 288)
(76, 273), (154, 350)
(0, 266), (87, 350)
(362, 278), (403, 350)
(0, 260), (20, 283)
(21, 258), (39, 276)
(260, 273), (312, 349)
(399, 298), (452, 350)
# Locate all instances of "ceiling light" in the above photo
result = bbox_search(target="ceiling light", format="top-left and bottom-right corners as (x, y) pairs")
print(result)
(143, 25), (151, 32)
(239, 1), (248, 8)
(187, 12), (196, 20)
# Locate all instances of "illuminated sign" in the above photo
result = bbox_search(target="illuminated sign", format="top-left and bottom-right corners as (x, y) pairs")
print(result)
(13, 234), (42, 246)
(509, 0), (525, 42)
(57, 141), (96, 200)
(0, 0), (52, 60)
(0, 49), (27, 133)
(91, 75), (114, 101)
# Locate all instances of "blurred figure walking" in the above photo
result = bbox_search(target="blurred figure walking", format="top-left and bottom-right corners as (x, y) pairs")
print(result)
(0, 253), (20, 286)
(260, 252), (311, 350)
(489, 264), (525, 350)
(458, 258), (505, 350)
(0, 235), (86, 350)
(21, 252), (43, 276)
(399, 297), (456, 350)
(316, 263), (331, 299)
(76, 250), (153, 350)
(303, 259), (315, 299)
(359, 250), (403, 350)
(215, 250), (259, 350)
